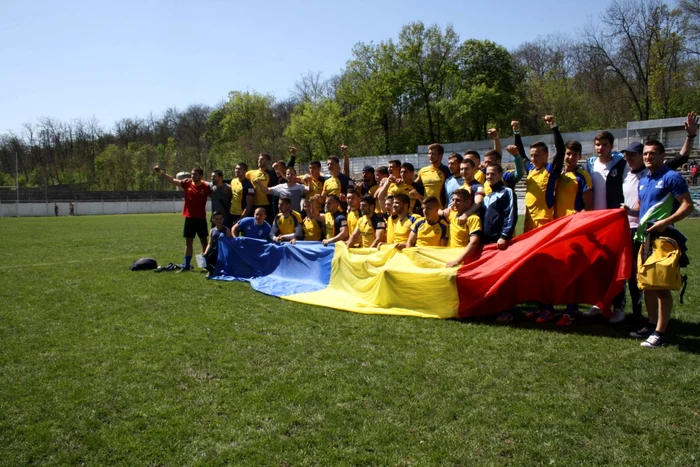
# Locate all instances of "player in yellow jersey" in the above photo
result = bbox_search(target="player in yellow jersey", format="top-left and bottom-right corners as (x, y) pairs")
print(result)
(444, 190), (483, 267)
(320, 154), (355, 209)
(439, 189), (482, 249)
(416, 143), (451, 207)
(518, 116), (566, 324)
(229, 162), (255, 223)
(450, 158), (485, 228)
(383, 194), (419, 246)
(269, 197), (302, 244)
(377, 162), (424, 216)
(382, 194), (395, 221)
(554, 140), (593, 218)
(345, 190), (361, 247)
(312, 195), (349, 246)
(522, 115), (566, 233)
(246, 153), (274, 222)
(548, 138), (593, 326)
(388, 159), (402, 180)
(346, 195), (386, 248)
(301, 160), (327, 214)
(297, 200), (324, 242)
(402, 197), (449, 248)
(346, 190), (361, 234)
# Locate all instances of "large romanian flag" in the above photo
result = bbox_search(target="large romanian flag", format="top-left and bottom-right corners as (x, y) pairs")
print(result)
(214, 209), (632, 319)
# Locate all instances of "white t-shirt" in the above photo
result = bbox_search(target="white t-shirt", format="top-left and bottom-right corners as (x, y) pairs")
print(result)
(270, 183), (306, 213)
(591, 158), (628, 210)
(623, 167), (649, 229)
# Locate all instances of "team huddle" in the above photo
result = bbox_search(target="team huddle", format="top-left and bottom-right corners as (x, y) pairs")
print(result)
(153, 112), (699, 348)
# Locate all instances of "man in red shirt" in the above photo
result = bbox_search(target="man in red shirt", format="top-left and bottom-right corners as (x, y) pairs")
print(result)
(154, 165), (211, 271)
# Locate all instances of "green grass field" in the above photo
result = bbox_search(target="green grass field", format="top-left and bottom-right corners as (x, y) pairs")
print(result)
(1, 213), (699, 466)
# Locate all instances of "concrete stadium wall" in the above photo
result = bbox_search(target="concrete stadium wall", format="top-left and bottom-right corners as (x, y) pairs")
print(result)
(0, 200), (212, 218)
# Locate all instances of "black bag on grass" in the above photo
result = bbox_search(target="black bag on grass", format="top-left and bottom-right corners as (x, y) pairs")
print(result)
(130, 258), (158, 271)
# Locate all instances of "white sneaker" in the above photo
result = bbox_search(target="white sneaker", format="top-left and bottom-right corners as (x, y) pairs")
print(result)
(583, 305), (602, 317)
(609, 308), (625, 323)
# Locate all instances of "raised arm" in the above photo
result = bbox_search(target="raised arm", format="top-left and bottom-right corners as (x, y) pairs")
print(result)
(287, 146), (297, 169)
(488, 128), (502, 156)
(153, 165), (182, 187)
(341, 145), (350, 176)
(667, 112), (698, 170)
(375, 176), (397, 213)
(505, 130), (526, 184)
(512, 120), (530, 164)
(544, 115), (565, 209)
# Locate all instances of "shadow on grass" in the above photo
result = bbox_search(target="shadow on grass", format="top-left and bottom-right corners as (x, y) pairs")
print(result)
(456, 307), (700, 354)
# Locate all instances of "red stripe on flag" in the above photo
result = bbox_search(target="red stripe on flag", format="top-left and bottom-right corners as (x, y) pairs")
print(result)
(456, 209), (632, 318)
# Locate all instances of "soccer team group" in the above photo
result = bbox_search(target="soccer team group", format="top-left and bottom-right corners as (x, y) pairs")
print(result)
(152, 112), (699, 348)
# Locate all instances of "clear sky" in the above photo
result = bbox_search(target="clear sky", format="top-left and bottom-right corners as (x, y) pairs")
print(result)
(1, 0), (614, 135)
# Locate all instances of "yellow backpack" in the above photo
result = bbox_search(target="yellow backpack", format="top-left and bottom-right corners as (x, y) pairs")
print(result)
(637, 236), (687, 300)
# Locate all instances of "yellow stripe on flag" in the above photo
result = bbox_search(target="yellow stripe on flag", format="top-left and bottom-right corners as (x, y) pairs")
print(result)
(283, 243), (461, 319)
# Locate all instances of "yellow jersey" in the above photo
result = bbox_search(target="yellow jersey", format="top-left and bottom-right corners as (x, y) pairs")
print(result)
(273, 211), (302, 236)
(357, 214), (387, 247)
(347, 208), (361, 234)
(388, 182), (420, 214)
(554, 168), (592, 219)
(322, 174), (354, 197)
(474, 169), (486, 184)
(302, 217), (324, 241)
(230, 178), (255, 216)
(387, 214), (420, 244)
(411, 218), (449, 247)
(305, 176), (325, 211)
(524, 162), (555, 232)
(324, 211), (348, 239)
(416, 166), (446, 207)
(246, 169), (270, 206)
(447, 210), (482, 248)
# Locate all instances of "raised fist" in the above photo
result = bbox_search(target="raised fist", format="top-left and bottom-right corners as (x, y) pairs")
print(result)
(685, 111), (699, 136)
(488, 128), (499, 139)
(511, 121), (520, 132)
(505, 145), (519, 156)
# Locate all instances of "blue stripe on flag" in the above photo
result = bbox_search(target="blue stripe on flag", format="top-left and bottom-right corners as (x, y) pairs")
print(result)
(213, 237), (334, 296)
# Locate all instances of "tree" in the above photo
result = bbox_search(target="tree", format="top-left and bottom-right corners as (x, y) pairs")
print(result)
(397, 22), (460, 143)
(581, 0), (685, 121)
(284, 99), (347, 160)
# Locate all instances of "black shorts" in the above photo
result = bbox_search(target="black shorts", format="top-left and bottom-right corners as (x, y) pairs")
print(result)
(183, 217), (208, 239)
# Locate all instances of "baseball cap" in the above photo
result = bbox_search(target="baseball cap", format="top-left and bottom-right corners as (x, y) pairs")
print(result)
(362, 165), (375, 173)
(622, 141), (644, 154)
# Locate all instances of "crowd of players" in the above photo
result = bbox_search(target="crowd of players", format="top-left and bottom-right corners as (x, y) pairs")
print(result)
(153, 112), (699, 348)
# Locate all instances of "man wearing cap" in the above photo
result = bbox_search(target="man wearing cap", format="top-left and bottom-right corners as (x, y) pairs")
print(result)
(358, 166), (379, 198)
(622, 112), (698, 324)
